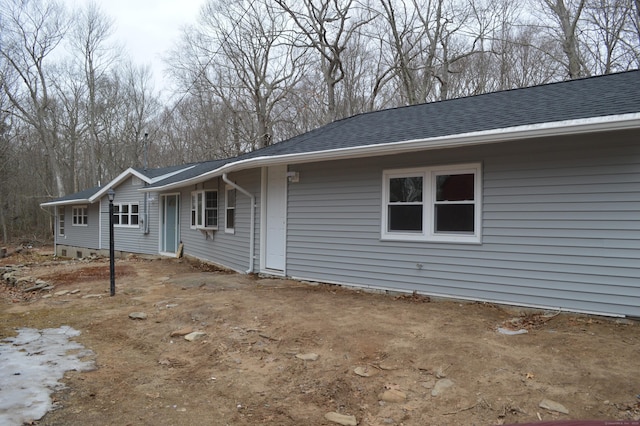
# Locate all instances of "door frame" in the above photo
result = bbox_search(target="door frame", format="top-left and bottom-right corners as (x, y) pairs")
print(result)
(260, 165), (287, 275)
(159, 193), (180, 257)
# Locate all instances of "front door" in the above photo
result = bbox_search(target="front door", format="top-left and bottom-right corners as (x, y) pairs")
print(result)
(161, 194), (179, 255)
(264, 165), (287, 272)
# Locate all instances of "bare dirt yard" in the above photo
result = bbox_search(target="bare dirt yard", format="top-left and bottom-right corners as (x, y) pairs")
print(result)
(1, 246), (639, 426)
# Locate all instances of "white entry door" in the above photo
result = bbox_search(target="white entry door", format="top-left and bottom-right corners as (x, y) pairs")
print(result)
(264, 165), (287, 272)
(161, 194), (180, 255)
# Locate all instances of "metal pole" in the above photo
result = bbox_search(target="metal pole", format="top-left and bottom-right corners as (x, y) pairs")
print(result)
(144, 132), (148, 171)
(108, 190), (115, 296)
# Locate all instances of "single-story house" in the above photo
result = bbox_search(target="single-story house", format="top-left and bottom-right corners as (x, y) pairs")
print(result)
(42, 70), (640, 318)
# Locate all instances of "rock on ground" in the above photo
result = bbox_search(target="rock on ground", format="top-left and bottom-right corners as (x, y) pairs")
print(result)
(184, 331), (207, 341)
(295, 353), (319, 361)
(539, 398), (569, 414)
(324, 412), (358, 425)
(128, 312), (148, 320)
(431, 378), (454, 397)
(380, 388), (407, 403)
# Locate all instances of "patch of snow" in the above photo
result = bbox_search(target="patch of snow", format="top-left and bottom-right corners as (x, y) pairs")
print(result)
(0, 326), (95, 425)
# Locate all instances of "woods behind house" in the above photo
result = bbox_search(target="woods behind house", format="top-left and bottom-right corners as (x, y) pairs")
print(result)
(1, 0), (639, 241)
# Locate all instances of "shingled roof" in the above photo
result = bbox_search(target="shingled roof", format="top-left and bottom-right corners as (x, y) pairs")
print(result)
(145, 70), (640, 190)
(251, 69), (640, 156)
(132, 163), (194, 179)
(40, 185), (103, 206)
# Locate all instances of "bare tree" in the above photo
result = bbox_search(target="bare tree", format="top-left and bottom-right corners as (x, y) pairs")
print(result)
(118, 62), (159, 170)
(339, 29), (397, 114)
(583, 0), (639, 73)
(49, 61), (86, 192)
(376, 0), (433, 105)
(168, 0), (307, 152)
(275, 0), (375, 122)
(0, 0), (70, 197)
(635, 0), (640, 39)
(632, 0), (640, 65)
(166, 25), (243, 159)
(535, 0), (589, 78)
(0, 89), (13, 243)
(203, 0), (306, 149)
(68, 1), (118, 187)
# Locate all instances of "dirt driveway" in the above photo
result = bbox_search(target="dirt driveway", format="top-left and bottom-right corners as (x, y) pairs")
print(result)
(1, 248), (639, 425)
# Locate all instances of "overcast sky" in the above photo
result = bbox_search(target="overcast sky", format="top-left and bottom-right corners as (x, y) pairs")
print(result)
(63, 0), (205, 95)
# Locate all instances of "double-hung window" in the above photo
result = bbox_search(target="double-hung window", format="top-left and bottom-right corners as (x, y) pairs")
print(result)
(113, 203), (139, 227)
(72, 206), (88, 226)
(190, 190), (218, 229)
(225, 187), (236, 234)
(382, 163), (481, 243)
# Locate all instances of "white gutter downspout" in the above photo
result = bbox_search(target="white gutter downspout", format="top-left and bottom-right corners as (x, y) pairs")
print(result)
(222, 173), (255, 274)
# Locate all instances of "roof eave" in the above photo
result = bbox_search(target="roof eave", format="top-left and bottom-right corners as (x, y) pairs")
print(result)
(40, 198), (92, 207)
(141, 112), (640, 193)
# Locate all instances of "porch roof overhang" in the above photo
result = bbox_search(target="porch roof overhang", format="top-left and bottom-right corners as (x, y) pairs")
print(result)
(40, 197), (94, 207)
(141, 112), (640, 193)
(40, 165), (195, 207)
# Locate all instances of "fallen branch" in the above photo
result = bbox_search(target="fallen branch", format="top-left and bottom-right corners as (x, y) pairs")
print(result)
(258, 333), (280, 342)
(24, 283), (49, 292)
(443, 404), (477, 415)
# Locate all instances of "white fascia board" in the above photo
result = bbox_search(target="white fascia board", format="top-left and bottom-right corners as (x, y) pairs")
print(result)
(86, 165), (196, 201)
(142, 113), (640, 192)
(88, 168), (146, 202)
(40, 198), (92, 207)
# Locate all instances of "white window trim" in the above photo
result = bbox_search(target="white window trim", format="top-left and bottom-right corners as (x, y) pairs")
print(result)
(190, 191), (202, 229)
(71, 205), (88, 227)
(225, 186), (236, 234)
(113, 202), (140, 228)
(58, 206), (65, 236)
(190, 190), (218, 230)
(381, 163), (482, 244)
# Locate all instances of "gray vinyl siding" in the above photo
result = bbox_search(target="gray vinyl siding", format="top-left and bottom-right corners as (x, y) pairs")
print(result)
(99, 176), (158, 255)
(177, 170), (261, 273)
(285, 129), (640, 317)
(57, 203), (100, 250)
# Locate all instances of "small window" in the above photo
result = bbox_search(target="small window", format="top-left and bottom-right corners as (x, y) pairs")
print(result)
(225, 187), (236, 234)
(72, 206), (88, 226)
(382, 163), (481, 243)
(58, 206), (65, 236)
(113, 204), (120, 225)
(131, 204), (139, 225)
(190, 192), (199, 229)
(113, 203), (139, 228)
(191, 190), (218, 229)
(205, 191), (218, 228)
